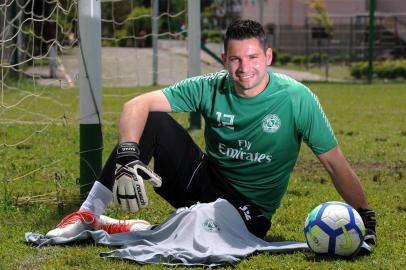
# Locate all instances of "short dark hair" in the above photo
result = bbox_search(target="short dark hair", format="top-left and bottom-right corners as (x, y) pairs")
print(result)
(224, 19), (268, 53)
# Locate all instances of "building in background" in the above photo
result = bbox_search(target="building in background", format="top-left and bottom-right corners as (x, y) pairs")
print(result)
(240, 0), (406, 60)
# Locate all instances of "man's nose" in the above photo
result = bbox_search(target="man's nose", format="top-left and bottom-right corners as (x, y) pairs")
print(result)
(238, 59), (249, 72)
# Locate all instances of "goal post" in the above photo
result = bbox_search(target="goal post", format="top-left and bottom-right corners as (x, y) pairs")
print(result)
(1, 0), (192, 205)
(78, 0), (103, 196)
(187, 0), (201, 130)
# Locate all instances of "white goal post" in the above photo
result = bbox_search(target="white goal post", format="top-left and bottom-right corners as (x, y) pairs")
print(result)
(78, 0), (103, 196)
(77, 0), (202, 195)
(0, 0), (200, 202)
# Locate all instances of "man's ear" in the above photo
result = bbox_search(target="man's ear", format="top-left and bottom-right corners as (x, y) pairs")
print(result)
(221, 52), (227, 66)
(266, 48), (273, 66)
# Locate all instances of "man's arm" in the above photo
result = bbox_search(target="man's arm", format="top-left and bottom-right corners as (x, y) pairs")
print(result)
(112, 90), (170, 212)
(119, 90), (171, 143)
(317, 145), (377, 245)
(317, 145), (368, 209)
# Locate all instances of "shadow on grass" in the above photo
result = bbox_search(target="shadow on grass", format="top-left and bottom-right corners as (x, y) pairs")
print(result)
(23, 237), (96, 248)
(303, 248), (372, 262)
(264, 233), (289, 242)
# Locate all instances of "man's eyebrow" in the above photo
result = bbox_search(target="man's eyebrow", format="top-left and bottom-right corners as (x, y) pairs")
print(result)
(228, 52), (260, 57)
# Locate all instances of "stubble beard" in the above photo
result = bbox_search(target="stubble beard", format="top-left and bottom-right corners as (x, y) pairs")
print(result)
(234, 71), (268, 94)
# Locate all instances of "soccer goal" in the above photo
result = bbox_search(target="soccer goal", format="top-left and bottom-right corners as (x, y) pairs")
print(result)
(0, 0), (198, 206)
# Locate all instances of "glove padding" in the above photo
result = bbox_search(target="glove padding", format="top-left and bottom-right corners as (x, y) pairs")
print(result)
(113, 160), (162, 212)
(358, 208), (377, 245)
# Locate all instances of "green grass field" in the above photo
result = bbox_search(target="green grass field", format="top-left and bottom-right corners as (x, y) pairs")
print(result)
(0, 82), (405, 269)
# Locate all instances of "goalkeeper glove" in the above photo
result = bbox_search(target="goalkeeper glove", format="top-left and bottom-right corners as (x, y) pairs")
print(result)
(113, 142), (162, 212)
(358, 208), (377, 245)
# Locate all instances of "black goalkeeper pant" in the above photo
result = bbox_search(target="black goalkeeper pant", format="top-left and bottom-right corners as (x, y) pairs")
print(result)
(98, 112), (271, 238)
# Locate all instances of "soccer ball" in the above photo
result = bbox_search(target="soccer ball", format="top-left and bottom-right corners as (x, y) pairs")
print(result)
(304, 201), (365, 257)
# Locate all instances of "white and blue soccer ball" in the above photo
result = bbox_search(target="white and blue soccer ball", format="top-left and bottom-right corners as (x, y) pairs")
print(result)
(304, 201), (365, 257)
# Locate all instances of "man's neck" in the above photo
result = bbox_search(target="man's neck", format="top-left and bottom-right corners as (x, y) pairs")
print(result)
(234, 73), (270, 97)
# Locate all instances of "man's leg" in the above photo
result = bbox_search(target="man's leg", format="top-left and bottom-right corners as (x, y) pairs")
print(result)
(48, 112), (270, 238)
(96, 112), (207, 208)
(47, 112), (208, 238)
(86, 112), (271, 237)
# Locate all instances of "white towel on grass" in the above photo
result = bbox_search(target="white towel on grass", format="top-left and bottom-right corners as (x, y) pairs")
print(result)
(25, 199), (370, 267)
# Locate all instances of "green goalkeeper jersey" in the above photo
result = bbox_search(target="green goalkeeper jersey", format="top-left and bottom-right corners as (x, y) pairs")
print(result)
(162, 69), (337, 219)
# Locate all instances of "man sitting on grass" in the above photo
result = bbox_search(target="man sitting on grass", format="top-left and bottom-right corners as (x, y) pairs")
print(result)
(47, 19), (376, 244)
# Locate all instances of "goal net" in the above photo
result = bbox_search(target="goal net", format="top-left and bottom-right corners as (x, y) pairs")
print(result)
(0, 0), (202, 206)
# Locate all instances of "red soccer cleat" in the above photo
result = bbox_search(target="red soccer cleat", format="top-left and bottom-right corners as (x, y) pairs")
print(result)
(96, 215), (151, 234)
(46, 210), (96, 239)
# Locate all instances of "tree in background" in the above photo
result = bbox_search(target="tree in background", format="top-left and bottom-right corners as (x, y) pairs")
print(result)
(124, 6), (152, 47)
(307, 0), (333, 38)
(18, 0), (76, 67)
(101, 0), (186, 47)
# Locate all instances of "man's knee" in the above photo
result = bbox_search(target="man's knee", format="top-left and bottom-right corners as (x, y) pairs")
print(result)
(145, 112), (168, 126)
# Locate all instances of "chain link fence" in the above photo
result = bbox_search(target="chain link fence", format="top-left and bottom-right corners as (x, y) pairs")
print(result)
(268, 14), (406, 62)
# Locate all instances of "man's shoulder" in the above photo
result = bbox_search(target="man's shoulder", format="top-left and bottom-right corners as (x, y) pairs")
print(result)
(201, 70), (229, 80)
(197, 70), (229, 94)
(271, 71), (305, 89)
(270, 70), (312, 98)
(187, 70), (228, 84)
(170, 70), (228, 90)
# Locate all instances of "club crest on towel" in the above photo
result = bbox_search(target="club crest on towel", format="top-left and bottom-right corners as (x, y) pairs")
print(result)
(203, 218), (221, 233)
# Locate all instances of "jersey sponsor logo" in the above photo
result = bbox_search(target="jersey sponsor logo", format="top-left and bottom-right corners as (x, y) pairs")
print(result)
(203, 218), (221, 233)
(218, 143), (272, 163)
(262, 114), (281, 133)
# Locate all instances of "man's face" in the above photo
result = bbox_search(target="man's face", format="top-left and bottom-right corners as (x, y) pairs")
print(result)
(222, 38), (272, 97)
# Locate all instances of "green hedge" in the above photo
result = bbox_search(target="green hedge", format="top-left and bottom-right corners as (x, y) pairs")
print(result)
(292, 55), (308, 65)
(273, 52), (328, 65)
(277, 53), (292, 65)
(350, 60), (406, 79)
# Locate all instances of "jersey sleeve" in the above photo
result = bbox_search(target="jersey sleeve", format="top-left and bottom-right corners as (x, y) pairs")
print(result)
(293, 86), (338, 155)
(162, 76), (204, 113)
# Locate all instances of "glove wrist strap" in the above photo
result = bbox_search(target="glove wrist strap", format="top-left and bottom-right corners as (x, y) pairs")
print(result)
(117, 142), (140, 165)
